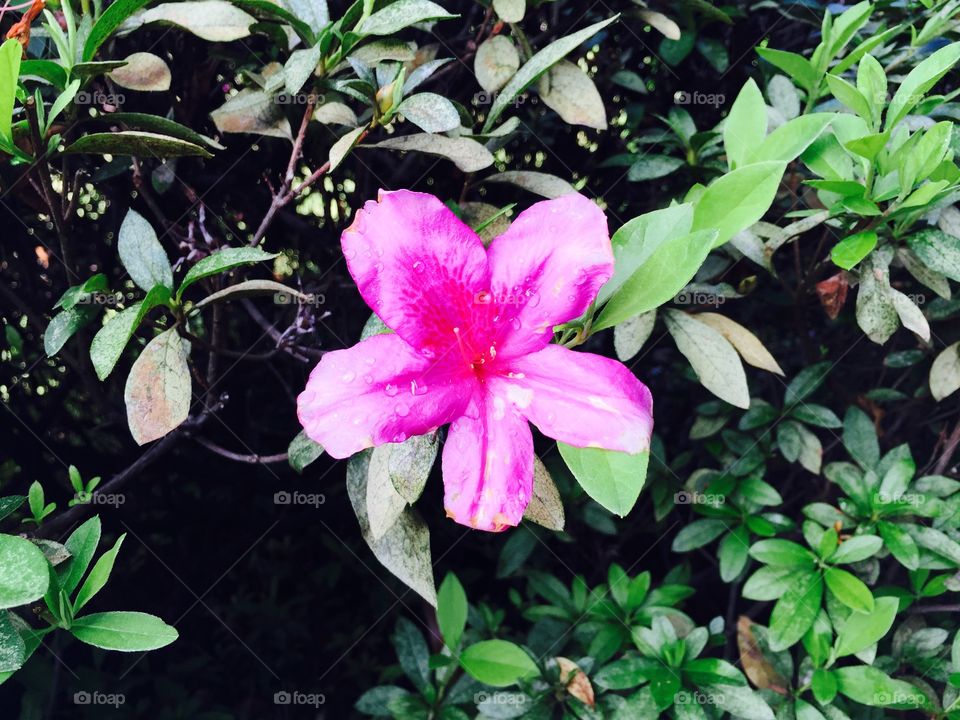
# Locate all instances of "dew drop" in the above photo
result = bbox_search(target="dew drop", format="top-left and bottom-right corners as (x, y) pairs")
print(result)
(413, 260), (424, 273)
(341, 371), (356, 383)
(396, 403), (410, 417)
(384, 383), (399, 397)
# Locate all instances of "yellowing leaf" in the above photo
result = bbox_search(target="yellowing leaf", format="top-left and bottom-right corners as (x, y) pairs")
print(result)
(694, 313), (784, 375)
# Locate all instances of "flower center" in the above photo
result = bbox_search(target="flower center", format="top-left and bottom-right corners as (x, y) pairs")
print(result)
(453, 327), (496, 372)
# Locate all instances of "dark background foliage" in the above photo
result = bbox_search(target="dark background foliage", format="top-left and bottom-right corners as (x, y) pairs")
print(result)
(3, 0), (953, 716)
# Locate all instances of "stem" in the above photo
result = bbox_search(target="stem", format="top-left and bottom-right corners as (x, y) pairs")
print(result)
(25, 97), (72, 278)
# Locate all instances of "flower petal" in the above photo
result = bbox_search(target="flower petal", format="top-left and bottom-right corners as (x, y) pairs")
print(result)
(442, 387), (534, 532)
(487, 194), (613, 357)
(297, 333), (471, 458)
(342, 189), (490, 359)
(492, 345), (653, 453)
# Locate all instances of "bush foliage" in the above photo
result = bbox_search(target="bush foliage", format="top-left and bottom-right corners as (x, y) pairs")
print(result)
(4, 0), (960, 717)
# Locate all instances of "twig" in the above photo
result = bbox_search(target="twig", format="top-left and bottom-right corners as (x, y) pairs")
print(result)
(193, 436), (288, 465)
(25, 414), (208, 540)
(934, 414), (960, 475)
(248, 97), (335, 247)
(25, 97), (70, 276)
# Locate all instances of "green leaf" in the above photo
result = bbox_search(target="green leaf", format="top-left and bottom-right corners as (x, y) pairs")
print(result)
(718, 526), (751, 582)
(538, 60), (608, 130)
(723, 79), (767, 169)
(91, 112), (224, 150)
(831, 231), (877, 270)
(355, 686), (411, 717)
(824, 567), (874, 613)
(177, 247), (278, 300)
(0, 39), (22, 141)
(557, 444), (648, 517)
(391, 616), (431, 693)
(596, 229), (716, 329)
(751, 114), (835, 164)
(118, 210), (174, 292)
(44, 305), (99, 357)
(59, 516), (101, 595)
(692, 161), (786, 248)
(369, 134), (494, 173)
(826, 74), (871, 120)
(701, 683), (775, 720)
(381, 433), (437, 505)
(0, 534), (49, 609)
(593, 201), (691, 302)
(843, 406), (879, 470)
(482, 15), (618, 132)
(0, 611), (26, 673)
(811, 668), (838, 704)
(627, 154), (684, 181)
(906, 229), (960, 282)
(829, 535), (882, 564)
(886, 41), (960, 130)
(437, 573), (467, 651)
(346, 452), (437, 606)
(878, 520), (919, 569)
(123, 328), (192, 445)
(73, 534), (125, 611)
(0, 497), (24, 523)
(594, 657), (656, 690)
(663, 310), (750, 408)
(750, 539), (816, 568)
(756, 48), (818, 92)
(288, 431), (324, 474)
(83, 0), (152, 60)
(141, 0), (256, 41)
(785, 362), (831, 407)
(684, 658), (746, 686)
(834, 595), (898, 658)
(359, 0), (457, 35)
(396, 92), (460, 133)
(90, 285), (171, 380)
(767, 570), (822, 651)
(69, 611), (178, 651)
(65, 131), (212, 158)
(460, 639), (539, 687)
(835, 665), (928, 708)
(672, 519), (728, 552)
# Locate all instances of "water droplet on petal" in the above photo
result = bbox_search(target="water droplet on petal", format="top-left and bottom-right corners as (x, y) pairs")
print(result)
(412, 260), (424, 273)
(384, 383), (399, 397)
(396, 403), (410, 417)
(341, 371), (356, 383)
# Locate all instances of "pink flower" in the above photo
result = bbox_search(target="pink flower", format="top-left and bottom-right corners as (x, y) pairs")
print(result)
(297, 190), (653, 531)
